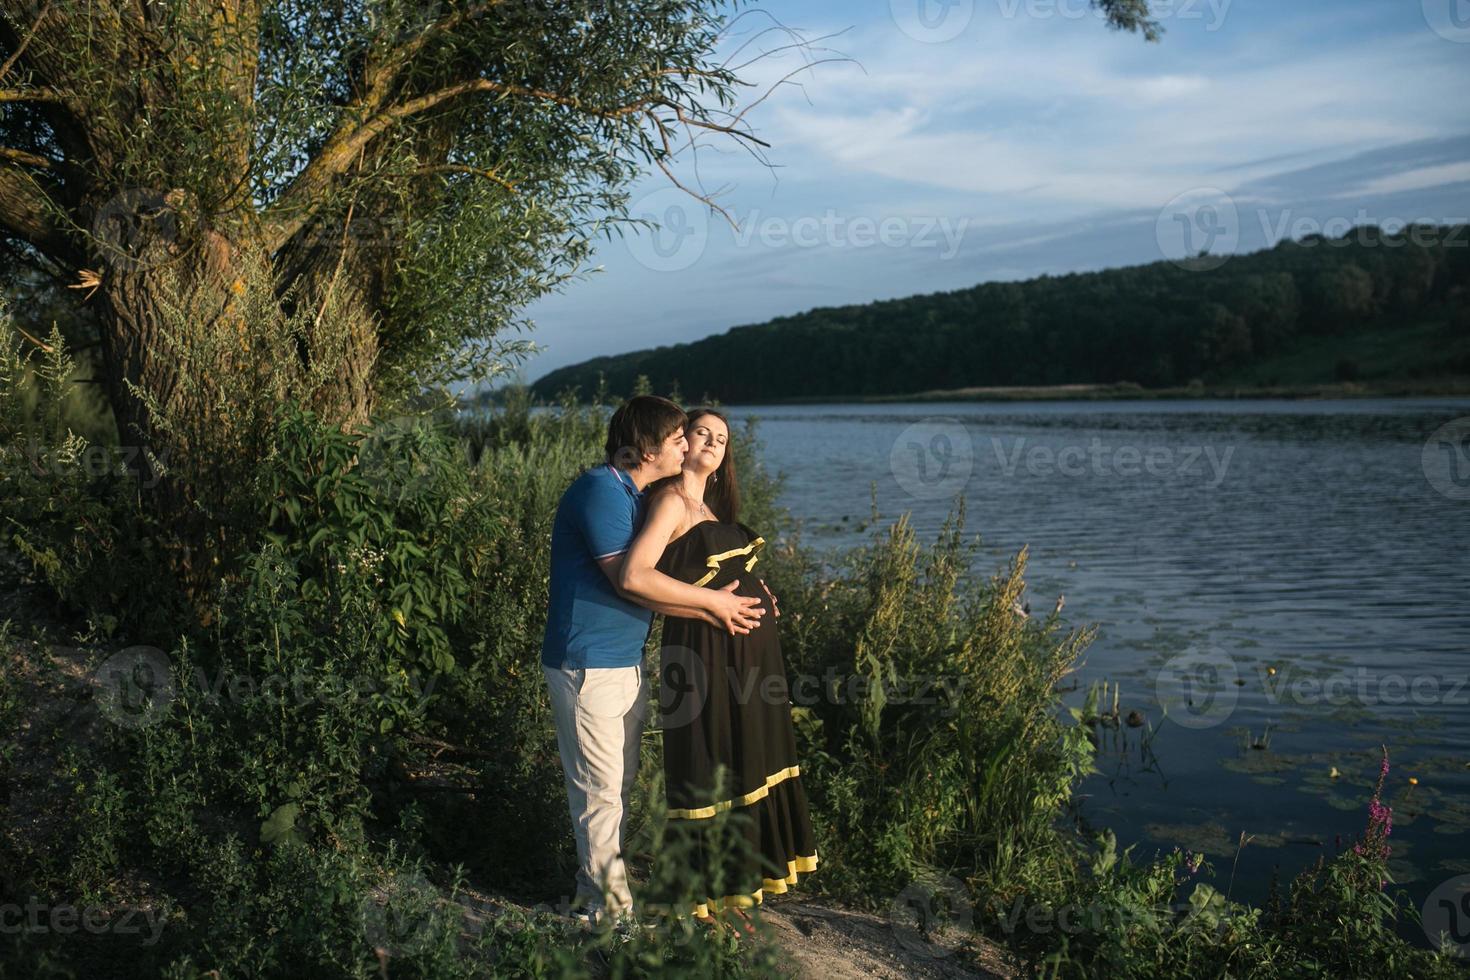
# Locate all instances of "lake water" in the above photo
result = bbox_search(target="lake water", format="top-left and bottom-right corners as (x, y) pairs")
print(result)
(723, 398), (1470, 943)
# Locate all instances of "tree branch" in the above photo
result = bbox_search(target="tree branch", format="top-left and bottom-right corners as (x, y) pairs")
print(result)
(358, 0), (506, 115)
(0, 163), (74, 261)
(0, 145), (55, 168)
(261, 76), (658, 251)
(411, 163), (517, 194)
(0, 87), (60, 101)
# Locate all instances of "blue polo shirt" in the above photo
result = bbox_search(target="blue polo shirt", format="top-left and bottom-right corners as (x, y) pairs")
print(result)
(541, 463), (654, 669)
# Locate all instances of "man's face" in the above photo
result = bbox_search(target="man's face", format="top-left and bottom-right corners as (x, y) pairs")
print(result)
(649, 426), (688, 478)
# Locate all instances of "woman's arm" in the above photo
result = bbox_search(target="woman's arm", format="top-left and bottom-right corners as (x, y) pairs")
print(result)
(609, 490), (764, 634)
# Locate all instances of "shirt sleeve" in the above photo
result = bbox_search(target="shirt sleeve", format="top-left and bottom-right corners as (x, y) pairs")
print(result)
(574, 473), (638, 561)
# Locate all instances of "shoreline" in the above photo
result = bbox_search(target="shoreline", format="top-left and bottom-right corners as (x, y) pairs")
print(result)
(733, 377), (1470, 405)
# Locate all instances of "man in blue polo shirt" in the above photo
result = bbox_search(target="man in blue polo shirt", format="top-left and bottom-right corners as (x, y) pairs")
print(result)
(541, 395), (764, 927)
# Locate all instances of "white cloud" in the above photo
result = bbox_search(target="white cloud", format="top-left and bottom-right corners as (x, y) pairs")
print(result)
(1342, 162), (1470, 199)
(726, 13), (1467, 216)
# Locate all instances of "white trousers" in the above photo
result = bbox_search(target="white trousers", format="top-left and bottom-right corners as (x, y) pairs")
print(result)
(542, 662), (649, 919)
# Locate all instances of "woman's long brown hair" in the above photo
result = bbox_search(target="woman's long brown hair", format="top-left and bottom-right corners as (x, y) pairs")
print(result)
(649, 408), (741, 523)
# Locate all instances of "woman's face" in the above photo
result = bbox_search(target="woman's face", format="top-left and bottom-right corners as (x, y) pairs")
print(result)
(684, 414), (728, 476)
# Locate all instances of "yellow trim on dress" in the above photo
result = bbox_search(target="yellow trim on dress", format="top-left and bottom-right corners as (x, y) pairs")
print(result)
(691, 536), (766, 587)
(688, 852), (820, 919)
(667, 764), (800, 820)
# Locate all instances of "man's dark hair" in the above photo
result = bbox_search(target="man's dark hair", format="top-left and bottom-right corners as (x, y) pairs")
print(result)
(605, 395), (687, 467)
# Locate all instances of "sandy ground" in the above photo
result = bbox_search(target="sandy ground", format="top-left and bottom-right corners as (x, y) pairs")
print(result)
(447, 879), (1018, 979)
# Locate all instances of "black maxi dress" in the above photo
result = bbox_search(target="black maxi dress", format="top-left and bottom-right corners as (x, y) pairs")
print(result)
(656, 519), (819, 918)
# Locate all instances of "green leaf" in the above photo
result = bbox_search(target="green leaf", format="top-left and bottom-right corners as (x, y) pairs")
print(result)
(260, 802), (302, 846)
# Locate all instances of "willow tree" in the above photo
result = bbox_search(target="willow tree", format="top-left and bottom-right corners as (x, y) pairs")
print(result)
(0, 0), (1157, 597)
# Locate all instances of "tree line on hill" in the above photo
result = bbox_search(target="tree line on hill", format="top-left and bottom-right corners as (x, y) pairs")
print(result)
(530, 225), (1470, 402)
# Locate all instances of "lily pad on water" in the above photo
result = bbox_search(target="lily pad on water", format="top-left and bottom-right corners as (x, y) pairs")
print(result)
(1426, 798), (1470, 834)
(1322, 704), (1374, 726)
(1221, 751), (1297, 776)
(1392, 808), (1422, 828)
(1318, 791), (1365, 812)
(1376, 713), (1445, 734)
(1143, 820), (1236, 856)
(1437, 859), (1470, 874)
(1408, 755), (1470, 777)
(1387, 859), (1422, 884)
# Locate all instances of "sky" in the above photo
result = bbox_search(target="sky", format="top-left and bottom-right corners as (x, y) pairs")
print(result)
(508, 0), (1470, 386)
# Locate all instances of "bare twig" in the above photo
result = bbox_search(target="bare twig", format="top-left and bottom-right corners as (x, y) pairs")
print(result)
(0, 0), (53, 86)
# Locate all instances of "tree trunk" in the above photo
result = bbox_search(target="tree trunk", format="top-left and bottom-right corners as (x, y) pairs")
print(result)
(90, 186), (380, 615)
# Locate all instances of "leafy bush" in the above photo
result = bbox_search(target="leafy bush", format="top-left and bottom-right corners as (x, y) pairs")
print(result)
(773, 501), (1095, 904)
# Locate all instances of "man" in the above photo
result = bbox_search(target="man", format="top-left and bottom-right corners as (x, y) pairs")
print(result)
(540, 395), (765, 927)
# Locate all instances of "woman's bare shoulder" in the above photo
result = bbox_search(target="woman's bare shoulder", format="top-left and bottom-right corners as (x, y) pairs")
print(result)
(645, 483), (685, 511)
(643, 484), (692, 534)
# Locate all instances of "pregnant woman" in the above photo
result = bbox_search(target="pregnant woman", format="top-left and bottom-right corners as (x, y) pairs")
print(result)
(619, 407), (818, 933)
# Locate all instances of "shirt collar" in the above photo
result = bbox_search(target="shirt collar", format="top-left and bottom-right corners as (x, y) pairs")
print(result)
(606, 462), (642, 498)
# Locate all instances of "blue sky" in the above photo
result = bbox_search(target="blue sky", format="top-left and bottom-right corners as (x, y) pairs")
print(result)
(510, 0), (1470, 384)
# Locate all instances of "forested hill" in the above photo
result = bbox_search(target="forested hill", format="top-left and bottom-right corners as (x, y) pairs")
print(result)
(531, 225), (1470, 402)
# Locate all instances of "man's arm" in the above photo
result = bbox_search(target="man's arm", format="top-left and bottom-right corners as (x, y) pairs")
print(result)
(614, 491), (764, 634)
(597, 553), (751, 631)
